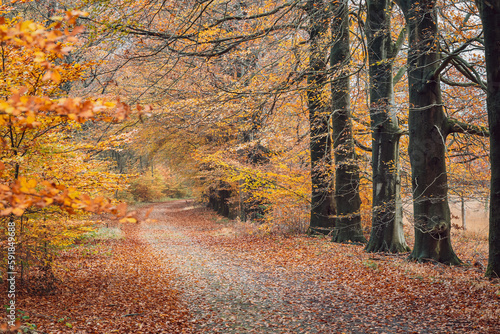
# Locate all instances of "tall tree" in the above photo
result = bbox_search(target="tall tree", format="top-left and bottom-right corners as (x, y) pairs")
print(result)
(397, 0), (486, 263)
(364, 0), (409, 252)
(330, 0), (366, 243)
(396, 0), (460, 263)
(477, 0), (500, 278)
(401, 0), (461, 263)
(306, 0), (336, 235)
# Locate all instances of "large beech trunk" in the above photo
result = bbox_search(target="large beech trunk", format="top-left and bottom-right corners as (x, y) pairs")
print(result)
(306, 0), (336, 235)
(365, 0), (409, 253)
(478, 0), (500, 277)
(399, 0), (460, 264)
(330, 0), (365, 243)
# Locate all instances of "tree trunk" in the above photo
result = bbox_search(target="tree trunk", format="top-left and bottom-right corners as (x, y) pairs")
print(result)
(461, 195), (466, 231)
(330, 0), (365, 243)
(365, 0), (409, 253)
(208, 181), (233, 218)
(399, 0), (460, 264)
(306, 0), (336, 235)
(478, 0), (500, 278)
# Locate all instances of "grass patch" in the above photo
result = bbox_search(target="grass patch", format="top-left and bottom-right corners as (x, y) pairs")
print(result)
(73, 226), (123, 247)
(362, 260), (379, 271)
(92, 226), (123, 240)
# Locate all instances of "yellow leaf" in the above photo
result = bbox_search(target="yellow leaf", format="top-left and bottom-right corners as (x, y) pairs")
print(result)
(26, 115), (36, 124)
(51, 70), (62, 82)
(12, 207), (24, 216)
(119, 217), (137, 223)
(34, 54), (46, 63)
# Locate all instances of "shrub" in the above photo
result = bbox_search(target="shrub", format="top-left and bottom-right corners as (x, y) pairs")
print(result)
(128, 167), (191, 203)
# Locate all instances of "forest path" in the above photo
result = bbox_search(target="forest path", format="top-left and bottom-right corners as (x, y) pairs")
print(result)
(135, 200), (495, 333)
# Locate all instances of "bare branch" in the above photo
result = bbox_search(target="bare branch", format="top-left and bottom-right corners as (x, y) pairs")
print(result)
(441, 76), (480, 88)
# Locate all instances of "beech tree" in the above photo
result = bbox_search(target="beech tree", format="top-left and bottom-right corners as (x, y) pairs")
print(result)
(477, 0), (500, 278)
(397, 0), (488, 263)
(330, 0), (365, 243)
(364, 0), (409, 252)
(396, 0), (455, 263)
(306, 0), (336, 235)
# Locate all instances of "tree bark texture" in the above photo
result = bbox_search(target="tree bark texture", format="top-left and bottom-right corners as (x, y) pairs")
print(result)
(330, 0), (365, 243)
(478, 0), (500, 277)
(306, 0), (336, 235)
(399, 0), (460, 264)
(365, 0), (409, 253)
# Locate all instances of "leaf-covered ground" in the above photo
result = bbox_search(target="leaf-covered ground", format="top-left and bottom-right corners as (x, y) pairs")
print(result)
(7, 200), (500, 333)
(9, 214), (191, 333)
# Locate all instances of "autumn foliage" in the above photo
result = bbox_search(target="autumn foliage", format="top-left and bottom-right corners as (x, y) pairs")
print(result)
(0, 0), (499, 332)
(0, 5), (135, 295)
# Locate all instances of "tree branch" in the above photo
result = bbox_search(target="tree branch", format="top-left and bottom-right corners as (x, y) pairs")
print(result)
(433, 37), (481, 79)
(449, 56), (487, 92)
(446, 118), (489, 137)
(389, 25), (407, 59)
(441, 76), (480, 88)
(354, 139), (372, 152)
(393, 64), (407, 85)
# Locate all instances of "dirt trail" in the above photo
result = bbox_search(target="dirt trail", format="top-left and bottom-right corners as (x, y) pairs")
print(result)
(136, 200), (498, 334)
(140, 202), (333, 333)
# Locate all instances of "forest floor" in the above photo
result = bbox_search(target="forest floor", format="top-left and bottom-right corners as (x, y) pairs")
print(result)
(8, 200), (500, 333)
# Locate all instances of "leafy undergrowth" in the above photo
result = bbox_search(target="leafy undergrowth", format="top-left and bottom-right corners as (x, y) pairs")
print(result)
(5, 223), (191, 333)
